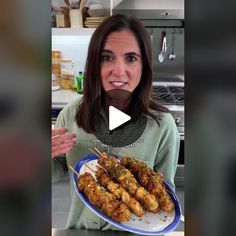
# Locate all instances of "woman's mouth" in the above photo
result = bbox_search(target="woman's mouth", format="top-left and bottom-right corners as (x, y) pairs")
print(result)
(110, 81), (128, 87)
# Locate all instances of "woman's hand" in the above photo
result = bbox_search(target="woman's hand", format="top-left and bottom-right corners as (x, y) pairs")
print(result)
(52, 128), (77, 158)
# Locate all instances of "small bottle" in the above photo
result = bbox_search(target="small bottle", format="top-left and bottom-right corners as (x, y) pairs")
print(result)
(76, 71), (84, 94)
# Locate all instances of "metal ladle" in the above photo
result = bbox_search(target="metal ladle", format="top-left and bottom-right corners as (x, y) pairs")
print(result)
(169, 32), (176, 60)
(158, 31), (167, 63)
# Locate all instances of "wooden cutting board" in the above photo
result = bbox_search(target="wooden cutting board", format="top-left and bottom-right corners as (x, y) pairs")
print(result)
(86, 17), (106, 21)
(85, 20), (103, 23)
(85, 24), (99, 28)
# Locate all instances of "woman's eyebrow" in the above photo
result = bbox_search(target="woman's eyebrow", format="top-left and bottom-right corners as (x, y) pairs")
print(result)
(102, 49), (113, 54)
(102, 49), (140, 57)
(125, 52), (141, 57)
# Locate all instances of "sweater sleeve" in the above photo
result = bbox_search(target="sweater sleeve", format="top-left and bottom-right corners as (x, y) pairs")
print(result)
(52, 107), (68, 183)
(154, 113), (180, 191)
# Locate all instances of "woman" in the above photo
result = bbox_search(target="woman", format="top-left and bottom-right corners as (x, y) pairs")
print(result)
(52, 14), (180, 230)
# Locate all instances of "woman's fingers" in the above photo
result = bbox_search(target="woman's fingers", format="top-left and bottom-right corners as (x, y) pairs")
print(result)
(51, 128), (77, 158)
(52, 140), (77, 159)
(52, 127), (68, 136)
(52, 133), (77, 146)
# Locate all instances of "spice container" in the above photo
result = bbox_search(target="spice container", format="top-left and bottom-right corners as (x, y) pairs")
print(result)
(52, 51), (62, 76)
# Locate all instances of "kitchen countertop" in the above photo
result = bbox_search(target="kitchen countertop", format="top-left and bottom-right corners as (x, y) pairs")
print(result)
(52, 228), (184, 236)
(51, 82), (185, 109)
(52, 89), (82, 109)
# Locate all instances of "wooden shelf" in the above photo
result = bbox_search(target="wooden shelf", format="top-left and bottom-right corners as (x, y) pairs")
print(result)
(52, 28), (96, 36)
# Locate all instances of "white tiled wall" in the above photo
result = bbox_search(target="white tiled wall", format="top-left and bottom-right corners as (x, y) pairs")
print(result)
(52, 35), (92, 72)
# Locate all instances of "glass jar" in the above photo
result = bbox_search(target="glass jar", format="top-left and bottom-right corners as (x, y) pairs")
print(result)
(52, 51), (62, 76)
(60, 59), (75, 90)
(55, 8), (65, 28)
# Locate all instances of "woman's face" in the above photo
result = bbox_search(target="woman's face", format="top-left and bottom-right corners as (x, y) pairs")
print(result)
(100, 29), (142, 93)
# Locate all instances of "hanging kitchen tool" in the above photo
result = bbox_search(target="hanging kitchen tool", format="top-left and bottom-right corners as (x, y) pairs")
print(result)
(158, 31), (167, 63)
(169, 32), (176, 60)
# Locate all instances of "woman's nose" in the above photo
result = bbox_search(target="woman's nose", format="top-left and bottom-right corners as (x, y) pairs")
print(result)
(112, 60), (126, 77)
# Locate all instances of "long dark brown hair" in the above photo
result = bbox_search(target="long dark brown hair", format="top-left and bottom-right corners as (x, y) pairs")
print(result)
(76, 14), (168, 133)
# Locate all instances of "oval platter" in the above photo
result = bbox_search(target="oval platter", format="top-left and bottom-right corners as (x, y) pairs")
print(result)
(72, 154), (181, 235)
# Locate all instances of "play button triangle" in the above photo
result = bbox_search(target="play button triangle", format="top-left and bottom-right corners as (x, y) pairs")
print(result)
(109, 106), (131, 131)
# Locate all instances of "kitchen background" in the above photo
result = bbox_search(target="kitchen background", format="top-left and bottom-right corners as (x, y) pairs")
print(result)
(52, 0), (184, 233)
(52, 0), (111, 79)
(52, 0), (184, 87)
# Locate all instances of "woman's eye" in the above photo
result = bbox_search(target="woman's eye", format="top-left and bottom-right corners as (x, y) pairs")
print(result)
(126, 55), (137, 63)
(101, 55), (113, 62)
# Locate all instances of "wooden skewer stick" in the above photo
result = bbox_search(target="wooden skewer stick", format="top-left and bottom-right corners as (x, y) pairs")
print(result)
(94, 147), (102, 155)
(85, 163), (96, 173)
(94, 147), (110, 160)
(69, 165), (80, 177)
(88, 148), (99, 157)
(94, 147), (108, 158)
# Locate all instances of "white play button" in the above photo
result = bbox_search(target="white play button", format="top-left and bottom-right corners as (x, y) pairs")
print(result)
(109, 106), (131, 131)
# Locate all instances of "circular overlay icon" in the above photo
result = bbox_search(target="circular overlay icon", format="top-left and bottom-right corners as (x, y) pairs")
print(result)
(93, 89), (147, 147)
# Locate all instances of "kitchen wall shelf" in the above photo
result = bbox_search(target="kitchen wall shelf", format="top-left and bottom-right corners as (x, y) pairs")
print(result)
(52, 28), (96, 36)
(51, 1), (124, 36)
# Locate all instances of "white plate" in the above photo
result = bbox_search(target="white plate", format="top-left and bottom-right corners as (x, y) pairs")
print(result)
(72, 154), (181, 235)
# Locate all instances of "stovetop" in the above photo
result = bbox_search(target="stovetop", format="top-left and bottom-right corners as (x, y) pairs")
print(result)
(152, 85), (184, 106)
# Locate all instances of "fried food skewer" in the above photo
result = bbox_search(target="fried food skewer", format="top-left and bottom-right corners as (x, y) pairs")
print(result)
(97, 151), (159, 213)
(78, 172), (131, 223)
(84, 162), (145, 218)
(69, 163), (131, 223)
(120, 155), (174, 212)
(96, 167), (145, 217)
